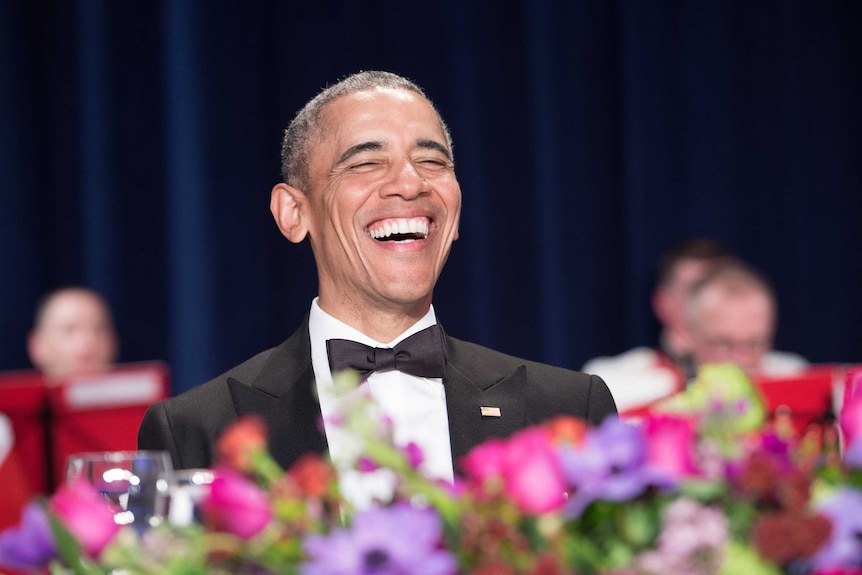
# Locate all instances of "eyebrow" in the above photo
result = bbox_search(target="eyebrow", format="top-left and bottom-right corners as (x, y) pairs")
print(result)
(335, 138), (453, 166)
(336, 141), (383, 166)
(416, 139), (452, 161)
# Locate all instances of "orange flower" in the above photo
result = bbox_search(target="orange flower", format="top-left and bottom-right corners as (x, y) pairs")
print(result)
(216, 416), (268, 474)
(289, 453), (332, 499)
(545, 416), (587, 447)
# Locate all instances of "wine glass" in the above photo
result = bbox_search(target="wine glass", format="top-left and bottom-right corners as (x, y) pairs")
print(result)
(65, 450), (173, 530)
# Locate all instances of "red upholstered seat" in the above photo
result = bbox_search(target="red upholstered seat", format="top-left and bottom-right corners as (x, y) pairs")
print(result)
(753, 364), (842, 435)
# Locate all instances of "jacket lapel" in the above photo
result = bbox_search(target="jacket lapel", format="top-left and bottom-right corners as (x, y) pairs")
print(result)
(221, 326), (528, 473)
(444, 338), (527, 471)
(227, 319), (328, 470)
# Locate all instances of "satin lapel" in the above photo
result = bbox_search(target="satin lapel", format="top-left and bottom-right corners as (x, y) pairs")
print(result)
(444, 342), (527, 470)
(227, 320), (327, 469)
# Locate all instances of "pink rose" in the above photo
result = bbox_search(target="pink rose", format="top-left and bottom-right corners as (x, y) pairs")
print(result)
(463, 429), (566, 514)
(841, 373), (862, 448)
(203, 467), (272, 539)
(643, 414), (699, 479)
(501, 428), (567, 513)
(50, 480), (121, 558)
(461, 439), (507, 483)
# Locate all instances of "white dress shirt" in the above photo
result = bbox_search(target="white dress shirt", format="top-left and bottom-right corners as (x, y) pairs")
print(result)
(308, 298), (454, 508)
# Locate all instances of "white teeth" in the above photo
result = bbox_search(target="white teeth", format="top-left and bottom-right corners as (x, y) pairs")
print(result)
(368, 218), (429, 240)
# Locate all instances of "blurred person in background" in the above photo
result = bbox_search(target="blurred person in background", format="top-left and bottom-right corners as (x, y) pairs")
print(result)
(583, 238), (735, 412)
(27, 287), (119, 379)
(685, 261), (807, 375)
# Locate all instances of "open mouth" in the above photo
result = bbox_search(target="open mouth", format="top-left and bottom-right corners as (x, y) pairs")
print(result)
(367, 217), (430, 242)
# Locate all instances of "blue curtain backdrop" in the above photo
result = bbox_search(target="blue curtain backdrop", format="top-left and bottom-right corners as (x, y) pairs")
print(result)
(1, 1), (860, 395)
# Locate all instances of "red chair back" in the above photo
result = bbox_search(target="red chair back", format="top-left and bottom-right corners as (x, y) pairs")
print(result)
(48, 362), (170, 486)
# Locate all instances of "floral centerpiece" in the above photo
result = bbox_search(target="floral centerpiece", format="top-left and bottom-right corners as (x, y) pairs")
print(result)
(2, 365), (862, 575)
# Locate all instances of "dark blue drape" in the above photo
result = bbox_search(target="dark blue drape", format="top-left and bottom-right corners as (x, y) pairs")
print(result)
(2, 1), (860, 395)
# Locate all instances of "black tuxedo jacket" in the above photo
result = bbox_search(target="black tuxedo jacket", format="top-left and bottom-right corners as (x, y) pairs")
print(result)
(138, 320), (617, 473)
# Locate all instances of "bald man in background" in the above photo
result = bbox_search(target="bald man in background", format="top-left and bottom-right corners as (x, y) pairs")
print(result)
(582, 239), (735, 412)
(685, 262), (806, 375)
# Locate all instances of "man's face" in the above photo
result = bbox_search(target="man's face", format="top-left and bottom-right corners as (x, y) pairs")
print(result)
(30, 291), (118, 377)
(300, 88), (461, 321)
(653, 259), (712, 352)
(688, 287), (774, 373)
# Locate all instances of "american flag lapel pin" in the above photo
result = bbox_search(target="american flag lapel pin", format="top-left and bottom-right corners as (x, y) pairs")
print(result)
(480, 406), (502, 417)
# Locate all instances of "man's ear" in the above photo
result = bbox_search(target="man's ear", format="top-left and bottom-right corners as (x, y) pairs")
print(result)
(270, 183), (309, 243)
(651, 288), (669, 323)
(27, 329), (46, 370)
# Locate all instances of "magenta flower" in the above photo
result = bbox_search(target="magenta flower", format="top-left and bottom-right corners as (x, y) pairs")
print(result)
(203, 467), (273, 539)
(642, 414), (699, 479)
(301, 503), (456, 575)
(461, 438), (507, 481)
(559, 417), (674, 517)
(51, 479), (122, 558)
(500, 428), (567, 513)
(841, 378), (862, 449)
(0, 502), (57, 571)
(462, 427), (566, 513)
(403, 441), (425, 470)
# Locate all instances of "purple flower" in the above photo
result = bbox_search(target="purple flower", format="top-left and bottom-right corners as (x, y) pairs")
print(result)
(844, 440), (862, 469)
(813, 488), (862, 570)
(634, 498), (727, 575)
(301, 503), (456, 575)
(558, 417), (673, 517)
(0, 502), (58, 571)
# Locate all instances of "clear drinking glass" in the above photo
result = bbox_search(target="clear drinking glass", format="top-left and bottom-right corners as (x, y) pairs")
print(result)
(65, 450), (173, 530)
(167, 468), (215, 526)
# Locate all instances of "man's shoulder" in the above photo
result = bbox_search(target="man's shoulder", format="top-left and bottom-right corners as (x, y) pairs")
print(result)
(167, 322), (310, 406)
(446, 336), (593, 385)
(445, 335), (617, 424)
(175, 346), (274, 401)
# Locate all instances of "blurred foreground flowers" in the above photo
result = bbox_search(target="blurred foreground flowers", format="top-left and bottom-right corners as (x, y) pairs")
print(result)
(3, 365), (862, 575)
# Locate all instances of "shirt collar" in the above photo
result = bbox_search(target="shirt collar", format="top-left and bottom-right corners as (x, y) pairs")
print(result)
(308, 297), (438, 380)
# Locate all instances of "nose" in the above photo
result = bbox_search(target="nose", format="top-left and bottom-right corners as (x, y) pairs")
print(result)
(379, 159), (430, 199)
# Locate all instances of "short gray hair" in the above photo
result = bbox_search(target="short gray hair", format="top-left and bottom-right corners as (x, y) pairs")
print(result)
(686, 261), (777, 324)
(280, 71), (454, 192)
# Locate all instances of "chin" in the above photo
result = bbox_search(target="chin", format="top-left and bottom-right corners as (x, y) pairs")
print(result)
(377, 285), (435, 308)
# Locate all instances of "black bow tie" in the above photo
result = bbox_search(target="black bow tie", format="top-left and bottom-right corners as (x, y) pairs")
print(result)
(326, 324), (448, 380)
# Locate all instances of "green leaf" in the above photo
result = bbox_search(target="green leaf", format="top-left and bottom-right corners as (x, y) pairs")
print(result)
(719, 540), (782, 575)
(47, 511), (108, 575)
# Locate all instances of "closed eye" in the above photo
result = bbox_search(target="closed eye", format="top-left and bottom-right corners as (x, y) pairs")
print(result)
(415, 158), (451, 171)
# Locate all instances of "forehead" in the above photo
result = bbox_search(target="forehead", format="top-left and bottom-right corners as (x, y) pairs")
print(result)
(697, 289), (774, 332)
(43, 293), (108, 323)
(316, 88), (446, 150)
